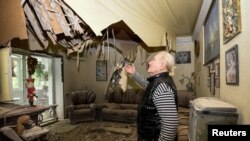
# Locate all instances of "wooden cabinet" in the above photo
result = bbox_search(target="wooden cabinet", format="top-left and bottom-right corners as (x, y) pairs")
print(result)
(38, 104), (58, 126)
(0, 103), (51, 128)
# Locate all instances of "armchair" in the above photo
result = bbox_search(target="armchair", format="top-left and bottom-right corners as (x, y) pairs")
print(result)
(66, 89), (96, 124)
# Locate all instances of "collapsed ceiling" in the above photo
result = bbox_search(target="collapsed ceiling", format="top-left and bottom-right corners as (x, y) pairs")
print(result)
(0, 0), (27, 45)
(0, 0), (203, 65)
(23, 0), (96, 50)
(65, 0), (203, 47)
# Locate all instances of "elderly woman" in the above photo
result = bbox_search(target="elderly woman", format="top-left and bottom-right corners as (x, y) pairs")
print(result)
(124, 51), (179, 141)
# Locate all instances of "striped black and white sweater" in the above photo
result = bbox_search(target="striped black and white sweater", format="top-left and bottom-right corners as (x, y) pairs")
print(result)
(131, 72), (179, 141)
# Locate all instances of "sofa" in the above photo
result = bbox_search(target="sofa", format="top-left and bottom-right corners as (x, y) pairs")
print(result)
(176, 90), (196, 141)
(100, 87), (144, 123)
(66, 89), (96, 124)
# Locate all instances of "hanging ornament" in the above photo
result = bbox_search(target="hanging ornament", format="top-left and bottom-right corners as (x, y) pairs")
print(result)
(26, 76), (37, 107)
(27, 56), (38, 76)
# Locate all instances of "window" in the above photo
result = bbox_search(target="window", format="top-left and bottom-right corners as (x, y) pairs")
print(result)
(11, 53), (53, 106)
(12, 54), (24, 90)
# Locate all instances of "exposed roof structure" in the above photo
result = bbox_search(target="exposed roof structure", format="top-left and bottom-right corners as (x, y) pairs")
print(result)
(0, 0), (202, 65)
(65, 0), (203, 47)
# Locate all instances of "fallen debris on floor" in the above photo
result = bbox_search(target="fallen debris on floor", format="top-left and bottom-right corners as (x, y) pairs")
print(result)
(45, 120), (137, 141)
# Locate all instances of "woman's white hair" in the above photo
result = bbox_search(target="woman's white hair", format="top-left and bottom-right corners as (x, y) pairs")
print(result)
(158, 51), (176, 76)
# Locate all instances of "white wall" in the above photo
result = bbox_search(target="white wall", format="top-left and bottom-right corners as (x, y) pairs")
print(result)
(173, 36), (195, 91)
(194, 0), (250, 124)
(220, 0), (250, 124)
(194, 28), (220, 98)
(83, 46), (148, 103)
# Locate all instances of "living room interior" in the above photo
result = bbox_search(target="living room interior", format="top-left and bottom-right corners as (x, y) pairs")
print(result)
(1, 0), (250, 141)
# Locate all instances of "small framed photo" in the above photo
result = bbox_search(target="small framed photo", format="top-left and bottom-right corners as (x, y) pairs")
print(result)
(207, 66), (210, 77)
(225, 44), (239, 85)
(210, 73), (215, 95)
(175, 51), (191, 64)
(207, 78), (211, 87)
(210, 62), (215, 72)
(215, 78), (220, 88)
(215, 63), (220, 77)
(196, 75), (200, 86)
(96, 60), (107, 81)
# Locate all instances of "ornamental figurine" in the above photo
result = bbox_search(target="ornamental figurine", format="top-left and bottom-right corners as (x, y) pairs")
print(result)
(26, 77), (37, 107)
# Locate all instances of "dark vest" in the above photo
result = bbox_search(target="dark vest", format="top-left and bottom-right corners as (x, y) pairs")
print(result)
(137, 72), (178, 139)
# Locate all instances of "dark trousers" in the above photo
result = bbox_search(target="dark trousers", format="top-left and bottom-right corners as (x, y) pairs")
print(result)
(137, 135), (158, 141)
(137, 135), (177, 141)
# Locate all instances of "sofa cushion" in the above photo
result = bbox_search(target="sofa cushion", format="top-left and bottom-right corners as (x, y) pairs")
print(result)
(119, 104), (138, 110)
(179, 116), (189, 125)
(178, 107), (189, 116)
(74, 104), (90, 109)
(73, 109), (92, 115)
(177, 90), (196, 108)
(71, 90), (87, 105)
(102, 103), (121, 109)
(123, 89), (136, 104)
(178, 125), (189, 141)
(87, 91), (96, 103)
(70, 89), (96, 105)
(102, 108), (137, 117)
(135, 89), (144, 103)
(108, 87), (124, 103)
(122, 89), (144, 104)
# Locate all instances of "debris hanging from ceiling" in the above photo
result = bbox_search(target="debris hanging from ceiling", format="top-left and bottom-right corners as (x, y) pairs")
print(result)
(23, 0), (96, 54)
(22, 0), (166, 68)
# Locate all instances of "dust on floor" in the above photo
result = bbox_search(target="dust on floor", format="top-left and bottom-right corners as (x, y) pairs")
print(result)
(45, 120), (137, 141)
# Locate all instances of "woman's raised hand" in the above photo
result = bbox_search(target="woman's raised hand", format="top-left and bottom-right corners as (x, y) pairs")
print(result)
(124, 63), (135, 75)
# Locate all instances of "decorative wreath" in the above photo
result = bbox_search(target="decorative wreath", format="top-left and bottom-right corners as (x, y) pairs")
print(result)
(27, 56), (38, 76)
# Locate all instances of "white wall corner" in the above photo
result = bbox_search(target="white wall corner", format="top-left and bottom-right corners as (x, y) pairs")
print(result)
(176, 36), (193, 45)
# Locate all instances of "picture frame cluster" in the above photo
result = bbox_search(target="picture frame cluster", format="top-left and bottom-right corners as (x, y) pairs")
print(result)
(207, 62), (220, 95)
(203, 0), (241, 94)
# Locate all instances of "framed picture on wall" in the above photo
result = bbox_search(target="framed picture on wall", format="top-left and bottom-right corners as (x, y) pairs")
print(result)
(210, 62), (215, 73)
(215, 63), (220, 77)
(196, 75), (200, 86)
(225, 44), (239, 85)
(207, 78), (211, 87)
(175, 51), (191, 64)
(204, 0), (220, 65)
(207, 66), (210, 77)
(96, 60), (107, 81)
(222, 0), (241, 44)
(210, 73), (215, 95)
(215, 78), (220, 88)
